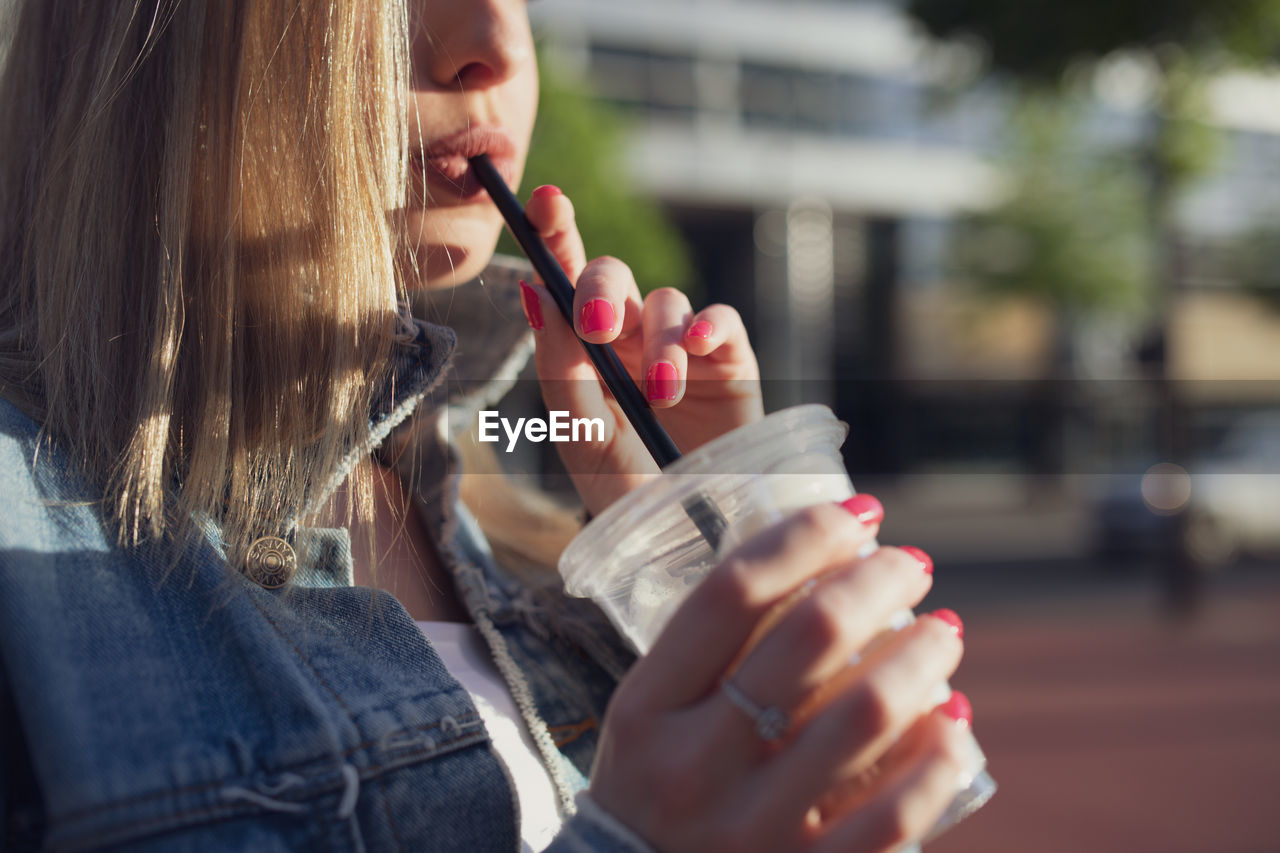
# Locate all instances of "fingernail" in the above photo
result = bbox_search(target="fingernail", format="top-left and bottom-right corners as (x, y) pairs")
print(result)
(579, 298), (616, 335)
(939, 690), (973, 728)
(928, 608), (964, 639)
(839, 494), (884, 525)
(687, 320), (713, 340)
(901, 545), (934, 576)
(530, 184), (562, 201)
(518, 280), (543, 331)
(646, 361), (679, 402)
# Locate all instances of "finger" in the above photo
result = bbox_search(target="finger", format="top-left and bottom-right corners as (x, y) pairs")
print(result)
(721, 546), (935, 745)
(626, 499), (883, 713)
(812, 703), (936, 824)
(814, 686), (975, 824)
(753, 609), (965, 827)
(808, 708), (973, 853)
(524, 185), (588, 285)
(682, 303), (758, 372)
(811, 612), (965, 797)
(641, 287), (693, 407)
(519, 278), (611, 414)
(573, 256), (643, 345)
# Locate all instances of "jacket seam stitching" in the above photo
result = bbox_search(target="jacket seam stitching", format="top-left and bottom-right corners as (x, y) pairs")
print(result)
(378, 775), (405, 853)
(49, 731), (490, 849)
(471, 607), (579, 817)
(47, 712), (484, 826)
(245, 594), (359, 723)
(342, 710), (481, 756)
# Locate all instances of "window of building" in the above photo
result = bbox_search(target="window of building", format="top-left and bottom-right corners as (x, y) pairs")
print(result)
(588, 43), (698, 116)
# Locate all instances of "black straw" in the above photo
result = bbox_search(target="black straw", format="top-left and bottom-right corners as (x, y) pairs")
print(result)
(470, 154), (727, 550)
(470, 154), (681, 465)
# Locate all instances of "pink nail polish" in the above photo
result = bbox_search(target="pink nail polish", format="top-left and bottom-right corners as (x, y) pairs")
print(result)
(646, 361), (679, 402)
(518, 281), (543, 331)
(901, 545), (934, 576)
(530, 184), (562, 201)
(579, 298), (615, 335)
(928, 608), (964, 640)
(687, 320), (713, 340)
(839, 494), (884, 526)
(939, 691), (973, 728)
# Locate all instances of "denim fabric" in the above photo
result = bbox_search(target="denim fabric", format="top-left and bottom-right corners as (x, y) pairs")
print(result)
(0, 261), (649, 852)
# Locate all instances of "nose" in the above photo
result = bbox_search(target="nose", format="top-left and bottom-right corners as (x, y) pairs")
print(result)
(411, 0), (531, 91)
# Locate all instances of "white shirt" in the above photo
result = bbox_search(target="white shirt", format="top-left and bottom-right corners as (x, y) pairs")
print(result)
(415, 620), (565, 852)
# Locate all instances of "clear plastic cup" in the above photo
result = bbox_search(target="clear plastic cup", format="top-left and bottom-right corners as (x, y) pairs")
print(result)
(559, 404), (995, 839)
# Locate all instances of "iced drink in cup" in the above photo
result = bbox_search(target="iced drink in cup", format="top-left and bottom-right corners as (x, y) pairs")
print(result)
(559, 404), (995, 840)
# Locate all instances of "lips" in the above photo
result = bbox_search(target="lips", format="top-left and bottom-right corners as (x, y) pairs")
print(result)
(410, 125), (519, 202)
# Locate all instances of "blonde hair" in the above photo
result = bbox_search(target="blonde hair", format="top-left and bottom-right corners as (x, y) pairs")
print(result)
(0, 0), (412, 568)
(457, 434), (584, 576)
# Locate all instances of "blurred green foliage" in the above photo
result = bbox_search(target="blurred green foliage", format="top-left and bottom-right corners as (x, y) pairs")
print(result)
(909, 0), (1280, 319)
(907, 0), (1280, 82)
(907, 0), (1276, 198)
(1148, 61), (1222, 189)
(499, 55), (695, 297)
(952, 98), (1151, 314)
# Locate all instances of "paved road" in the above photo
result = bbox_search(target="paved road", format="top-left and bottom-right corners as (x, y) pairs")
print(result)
(923, 566), (1280, 853)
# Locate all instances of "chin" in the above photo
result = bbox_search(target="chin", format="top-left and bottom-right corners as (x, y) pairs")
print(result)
(402, 207), (504, 289)
(417, 246), (493, 288)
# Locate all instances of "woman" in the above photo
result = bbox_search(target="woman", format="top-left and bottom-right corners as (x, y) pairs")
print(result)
(0, 1), (975, 850)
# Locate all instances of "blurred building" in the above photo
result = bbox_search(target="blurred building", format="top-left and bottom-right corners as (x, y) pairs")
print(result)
(529, 0), (1280, 479)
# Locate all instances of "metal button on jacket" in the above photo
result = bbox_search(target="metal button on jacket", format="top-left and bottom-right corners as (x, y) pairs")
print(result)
(245, 536), (297, 588)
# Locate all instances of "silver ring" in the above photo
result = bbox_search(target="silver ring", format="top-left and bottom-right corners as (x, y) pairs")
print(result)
(720, 677), (791, 743)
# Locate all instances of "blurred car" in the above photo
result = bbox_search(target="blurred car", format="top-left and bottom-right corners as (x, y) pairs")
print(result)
(1094, 412), (1280, 569)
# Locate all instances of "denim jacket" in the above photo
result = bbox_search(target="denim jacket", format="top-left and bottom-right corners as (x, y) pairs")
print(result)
(0, 260), (652, 852)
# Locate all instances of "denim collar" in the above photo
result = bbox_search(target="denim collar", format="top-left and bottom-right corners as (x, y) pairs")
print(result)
(292, 256), (534, 587)
(371, 254), (535, 456)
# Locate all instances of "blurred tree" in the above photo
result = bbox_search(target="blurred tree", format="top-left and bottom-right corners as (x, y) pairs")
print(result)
(908, 0), (1280, 287)
(947, 96), (1154, 482)
(499, 56), (696, 297)
(907, 0), (1280, 611)
(906, 1), (1280, 80)
(953, 98), (1150, 316)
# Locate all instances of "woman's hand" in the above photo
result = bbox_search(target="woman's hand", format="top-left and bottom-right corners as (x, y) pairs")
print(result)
(519, 185), (764, 515)
(585, 500), (975, 852)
